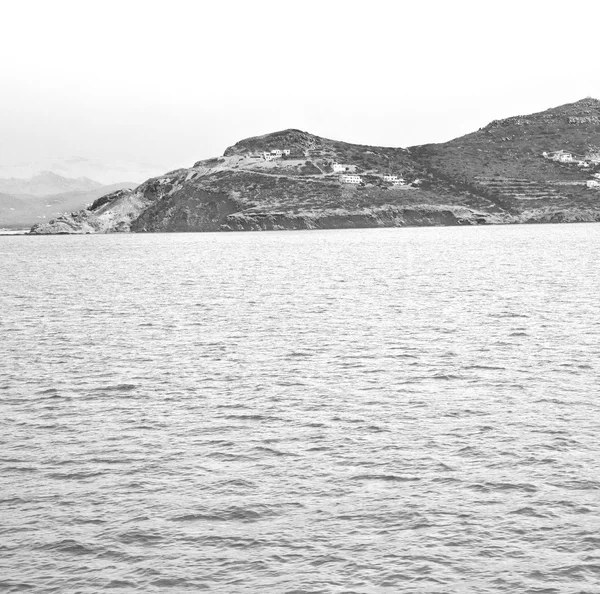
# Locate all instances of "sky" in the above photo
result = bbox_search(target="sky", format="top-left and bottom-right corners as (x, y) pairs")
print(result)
(2, 0), (600, 175)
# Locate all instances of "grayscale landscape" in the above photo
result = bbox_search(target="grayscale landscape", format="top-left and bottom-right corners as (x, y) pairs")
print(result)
(2, 1), (600, 593)
(23, 98), (600, 235)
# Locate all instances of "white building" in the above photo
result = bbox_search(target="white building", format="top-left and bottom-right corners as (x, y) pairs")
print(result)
(544, 150), (577, 163)
(586, 180), (600, 188)
(332, 162), (346, 173)
(383, 175), (398, 182)
(552, 151), (575, 163)
(392, 179), (406, 186)
(340, 174), (362, 184)
(263, 149), (290, 161)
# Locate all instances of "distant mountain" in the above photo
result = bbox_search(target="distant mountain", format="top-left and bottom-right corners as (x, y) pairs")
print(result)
(28, 98), (600, 234)
(0, 182), (137, 229)
(0, 171), (103, 197)
(0, 157), (167, 186)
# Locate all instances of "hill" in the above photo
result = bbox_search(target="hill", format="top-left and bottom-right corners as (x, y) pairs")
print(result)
(410, 97), (600, 215)
(28, 99), (600, 234)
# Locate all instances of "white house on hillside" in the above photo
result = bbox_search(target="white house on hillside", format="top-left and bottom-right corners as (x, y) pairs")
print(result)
(340, 174), (362, 184)
(332, 162), (346, 173)
(262, 148), (291, 161)
(551, 150), (576, 163)
(544, 150), (578, 163)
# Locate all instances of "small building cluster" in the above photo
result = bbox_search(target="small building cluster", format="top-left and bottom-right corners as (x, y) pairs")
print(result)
(542, 150), (600, 167)
(542, 150), (600, 190)
(543, 150), (575, 163)
(262, 149), (291, 161)
(332, 162), (347, 173)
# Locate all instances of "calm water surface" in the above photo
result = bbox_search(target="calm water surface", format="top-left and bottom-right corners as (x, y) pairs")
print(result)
(1, 225), (600, 593)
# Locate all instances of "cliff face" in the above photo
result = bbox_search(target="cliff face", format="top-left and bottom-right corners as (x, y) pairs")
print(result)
(29, 98), (600, 234)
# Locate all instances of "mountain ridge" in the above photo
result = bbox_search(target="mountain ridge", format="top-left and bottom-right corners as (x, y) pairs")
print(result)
(0, 171), (103, 197)
(0, 157), (167, 186)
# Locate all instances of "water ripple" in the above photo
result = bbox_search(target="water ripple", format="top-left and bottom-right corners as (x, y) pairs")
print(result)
(1, 225), (600, 592)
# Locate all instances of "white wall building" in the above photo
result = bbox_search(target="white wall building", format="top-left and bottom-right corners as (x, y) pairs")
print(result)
(545, 150), (577, 163)
(552, 151), (575, 163)
(557, 153), (574, 163)
(263, 149), (290, 160)
(340, 174), (362, 184)
(332, 162), (346, 173)
(586, 180), (600, 188)
(383, 175), (398, 182)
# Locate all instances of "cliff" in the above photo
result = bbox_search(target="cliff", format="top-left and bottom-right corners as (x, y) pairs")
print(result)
(29, 98), (600, 235)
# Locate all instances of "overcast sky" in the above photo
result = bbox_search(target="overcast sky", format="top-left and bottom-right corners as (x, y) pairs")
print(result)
(2, 0), (599, 172)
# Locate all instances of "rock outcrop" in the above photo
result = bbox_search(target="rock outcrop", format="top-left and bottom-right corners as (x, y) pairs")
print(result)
(29, 189), (143, 234)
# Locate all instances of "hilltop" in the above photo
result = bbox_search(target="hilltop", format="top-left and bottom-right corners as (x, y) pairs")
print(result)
(28, 99), (600, 234)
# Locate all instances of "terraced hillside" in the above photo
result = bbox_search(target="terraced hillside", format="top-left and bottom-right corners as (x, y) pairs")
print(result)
(410, 98), (600, 213)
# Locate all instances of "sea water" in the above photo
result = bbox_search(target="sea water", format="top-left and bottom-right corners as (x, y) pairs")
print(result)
(1, 225), (600, 593)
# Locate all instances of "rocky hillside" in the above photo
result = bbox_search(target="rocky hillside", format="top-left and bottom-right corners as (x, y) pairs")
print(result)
(410, 97), (600, 215)
(29, 99), (600, 234)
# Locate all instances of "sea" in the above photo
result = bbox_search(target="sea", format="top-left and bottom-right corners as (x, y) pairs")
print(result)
(1, 224), (600, 593)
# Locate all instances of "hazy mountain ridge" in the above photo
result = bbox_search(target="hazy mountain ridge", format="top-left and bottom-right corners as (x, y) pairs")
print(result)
(0, 179), (138, 229)
(28, 98), (600, 234)
(0, 157), (167, 186)
(0, 171), (102, 197)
